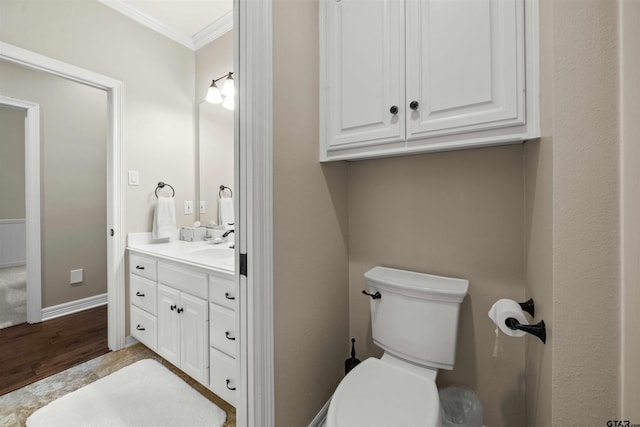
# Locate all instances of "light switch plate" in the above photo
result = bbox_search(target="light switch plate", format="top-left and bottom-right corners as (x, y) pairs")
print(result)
(184, 201), (193, 215)
(128, 170), (139, 186)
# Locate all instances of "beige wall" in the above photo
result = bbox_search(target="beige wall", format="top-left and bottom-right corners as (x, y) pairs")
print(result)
(551, 0), (619, 424)
(195, 32), (234, 226)
(0, 0), (196, 234)
(0, 61), (108, 307)
(525, 0), (621, 425)
(0, 105), (26, 220)
(621, 0), (640, 420)
(273, 0), (350, 425)
(348, 146), (526, 427)
(523, 0), (554, 424)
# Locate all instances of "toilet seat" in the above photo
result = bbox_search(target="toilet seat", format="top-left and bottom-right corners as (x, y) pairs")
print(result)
(326, 357), (440, 427)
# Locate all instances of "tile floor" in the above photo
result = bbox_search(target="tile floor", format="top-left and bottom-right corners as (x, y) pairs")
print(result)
(0, 344), (235, 427)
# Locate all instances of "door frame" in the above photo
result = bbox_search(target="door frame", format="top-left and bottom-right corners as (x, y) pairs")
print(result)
(0, 42), (126, 350)
(0, 95), (41, 324)
(236, 1), (275, 425)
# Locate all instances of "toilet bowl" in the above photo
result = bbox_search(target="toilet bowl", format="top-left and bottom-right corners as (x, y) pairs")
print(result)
(327, 266), (468, 427)
(327, 354), (440, 427)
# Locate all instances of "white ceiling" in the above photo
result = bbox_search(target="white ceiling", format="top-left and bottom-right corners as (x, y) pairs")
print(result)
(100, 0), (233, 50)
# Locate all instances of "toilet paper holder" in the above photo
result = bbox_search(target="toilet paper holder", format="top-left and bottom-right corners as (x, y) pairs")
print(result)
(505, 318), (546, 344)
(518, 298), (535, 317)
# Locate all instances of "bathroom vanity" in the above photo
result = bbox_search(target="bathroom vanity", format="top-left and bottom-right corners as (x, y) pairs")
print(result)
(127, 233), (238, 406)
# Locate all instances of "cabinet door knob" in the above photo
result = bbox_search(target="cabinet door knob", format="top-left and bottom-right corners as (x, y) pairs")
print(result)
(389, 105), (399, 115)
(170, 304), (177, 311)
(226, 379), (236, 391)
(224, 292), (235, 300)
(225, 331), (236, 341)
(135, 291), (145, 297)
(409, 101), (419, 111)
(177, 307), (184, 314)
(136, 324), (145, 331)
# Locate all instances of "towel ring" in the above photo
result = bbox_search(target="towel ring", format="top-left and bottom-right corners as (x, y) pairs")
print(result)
(219, 185), (233, 198)
(155, 182), (175, 198)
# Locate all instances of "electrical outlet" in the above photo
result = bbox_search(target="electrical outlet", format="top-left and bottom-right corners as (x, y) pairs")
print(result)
(184, 201), (193, 215)
(70, 269), (83, 284)
(199, 200), (206, 214)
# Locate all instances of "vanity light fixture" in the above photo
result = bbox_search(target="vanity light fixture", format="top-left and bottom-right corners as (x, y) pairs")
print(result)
(206, 72), (235, 109)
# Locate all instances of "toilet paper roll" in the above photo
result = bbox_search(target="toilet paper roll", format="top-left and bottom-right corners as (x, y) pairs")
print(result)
(488, 299), (529, 338)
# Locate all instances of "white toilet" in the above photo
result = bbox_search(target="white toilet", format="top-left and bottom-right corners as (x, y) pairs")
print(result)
(326, 266), (469, 427)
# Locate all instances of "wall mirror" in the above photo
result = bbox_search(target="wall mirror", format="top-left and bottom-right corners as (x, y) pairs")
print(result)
(198, 100), (234, 227)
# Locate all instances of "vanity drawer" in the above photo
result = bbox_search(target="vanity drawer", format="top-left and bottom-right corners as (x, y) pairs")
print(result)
(210, 303), (237, 358)
(209, 274), (236, 309)
(130, 305), (157, 351)
(209, 347), (236, 407)
(158, 262), (207, 299)
(130, 253), (157, 281)
(130, 275), (157, 315)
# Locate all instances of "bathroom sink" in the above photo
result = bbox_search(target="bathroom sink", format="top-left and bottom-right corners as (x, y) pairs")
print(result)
(180, 245), (235, 271)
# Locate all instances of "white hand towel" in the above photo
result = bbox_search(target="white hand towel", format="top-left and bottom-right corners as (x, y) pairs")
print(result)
(152, 196), (176, 240)
(219, 197), (234, 227)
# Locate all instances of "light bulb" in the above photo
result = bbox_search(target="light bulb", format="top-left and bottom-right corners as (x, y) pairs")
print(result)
(206, 82), (223, 104)
(222, 95), (235, 110)
(222, 74), (235, 98)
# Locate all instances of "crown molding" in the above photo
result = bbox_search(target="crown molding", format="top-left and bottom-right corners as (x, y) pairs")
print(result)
(99, 0), (232, 51)
(193, 11), (233, 50)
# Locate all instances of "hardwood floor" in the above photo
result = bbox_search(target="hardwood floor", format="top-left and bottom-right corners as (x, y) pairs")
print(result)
(0, 305), (109, 396)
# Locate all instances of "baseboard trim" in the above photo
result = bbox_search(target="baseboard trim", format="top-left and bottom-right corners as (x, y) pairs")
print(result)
(309, 398), (331, 427)
(41, 293), (108, 321)
(125, 335), (139, 348)
(0, 261), (26, 269)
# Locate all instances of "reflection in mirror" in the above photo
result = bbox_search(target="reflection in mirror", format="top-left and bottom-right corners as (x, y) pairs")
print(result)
(198, 101), (234, 227)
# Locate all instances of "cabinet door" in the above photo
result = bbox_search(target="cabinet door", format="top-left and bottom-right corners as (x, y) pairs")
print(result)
(405, 0), (525, 140)
(323, 0), (405, 154)
(157, 284), (180, 366)
(180, 292), (209, 385)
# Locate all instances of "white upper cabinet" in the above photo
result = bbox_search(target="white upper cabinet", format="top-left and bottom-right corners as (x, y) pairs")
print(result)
(323, 0), (405, 152)
(320, 0), (539, 161)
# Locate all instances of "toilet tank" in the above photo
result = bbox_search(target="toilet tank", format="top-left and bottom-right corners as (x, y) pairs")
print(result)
(364, 266), (469, 370)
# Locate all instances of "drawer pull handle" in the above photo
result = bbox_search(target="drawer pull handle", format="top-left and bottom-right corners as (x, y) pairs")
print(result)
(224, 292), (235, 300)
(136, 291), (145, 297)
(136, 325), (145, 331)
(170, 304), (177, 311)
(226, 379), (236, 391)
(135, 265), (145, 270)
(177, 307), (184, 314)
(225, 331), (236, 341)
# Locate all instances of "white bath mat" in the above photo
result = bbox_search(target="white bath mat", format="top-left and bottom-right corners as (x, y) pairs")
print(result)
(26, 359), (226, 427)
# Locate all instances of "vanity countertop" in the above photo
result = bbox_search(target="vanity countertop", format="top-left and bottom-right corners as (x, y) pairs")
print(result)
(127, 232), (234, 275)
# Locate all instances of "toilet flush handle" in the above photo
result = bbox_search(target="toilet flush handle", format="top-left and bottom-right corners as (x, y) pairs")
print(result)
(362, 290), (381, 300)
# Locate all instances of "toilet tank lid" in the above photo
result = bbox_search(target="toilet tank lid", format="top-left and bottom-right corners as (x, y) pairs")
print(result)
(364, 266), (469, 303)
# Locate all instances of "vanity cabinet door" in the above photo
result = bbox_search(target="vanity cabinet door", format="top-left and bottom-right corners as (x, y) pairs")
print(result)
(321, 0), (405, 157)
(180, 292), (209, 385)
(157, 284), (180, 366)
(405, 0), (525, 140)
